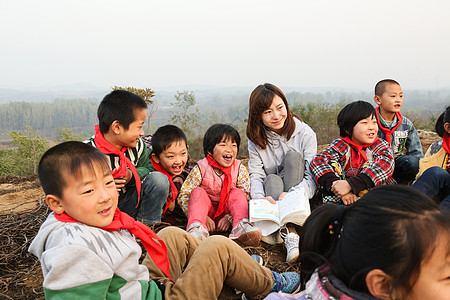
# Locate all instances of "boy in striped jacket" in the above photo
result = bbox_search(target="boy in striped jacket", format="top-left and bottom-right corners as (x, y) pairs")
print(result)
(85, 90), (168, 226)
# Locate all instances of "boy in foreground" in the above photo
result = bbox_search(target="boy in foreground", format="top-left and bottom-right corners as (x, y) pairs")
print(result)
(85, 90), (168, 225)
(374, 79), (423, 184)
(29, 141), (301, 299)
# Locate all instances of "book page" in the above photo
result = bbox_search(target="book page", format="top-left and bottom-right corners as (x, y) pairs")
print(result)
(278, 188), (310, 220)
(249, 199), (280, 223)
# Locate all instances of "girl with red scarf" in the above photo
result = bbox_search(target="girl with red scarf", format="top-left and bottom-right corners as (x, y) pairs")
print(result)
(310, 101), (396, 205)
(413, 106), (450, 210)
(178, 124), (262, 246)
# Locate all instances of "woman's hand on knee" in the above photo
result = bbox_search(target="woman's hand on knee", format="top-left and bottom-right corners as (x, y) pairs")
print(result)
(262, 196), (276, 204)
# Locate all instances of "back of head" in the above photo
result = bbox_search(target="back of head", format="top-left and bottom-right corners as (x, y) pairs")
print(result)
(38, 141), (110, 198)
(435, 105), (450, 138)
(98, 90), (148, 134)
(300, 185), (450, 294)
(374, 79), (400, 97)
(337, 100), (375, 138)
(151, 124), (187, 157)
(203, 123), (240, 157)
(246, 83), (296, 148)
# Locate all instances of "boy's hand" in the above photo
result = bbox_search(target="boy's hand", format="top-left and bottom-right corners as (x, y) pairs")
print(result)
(341, 193), (358, 205)
(262, 196), (276, 204)
(278, 192), (287, 200)
(166, 199), (175, 211)
(331, 180), (352, 198)
(114, 168), (133, 190)
(217, 216), (231, 232)
(206, 216), (216, 232)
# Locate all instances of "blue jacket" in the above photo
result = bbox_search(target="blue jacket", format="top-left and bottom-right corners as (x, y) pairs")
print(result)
(376, 112), (424, 159)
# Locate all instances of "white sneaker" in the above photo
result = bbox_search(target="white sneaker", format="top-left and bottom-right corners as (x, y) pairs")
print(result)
(281, 230), (300, 263)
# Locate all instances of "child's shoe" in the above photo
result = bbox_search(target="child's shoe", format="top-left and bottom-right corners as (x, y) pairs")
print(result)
(251, 254), (263, 266)
(280, 228), (300, 263)
(270, 271), (301, 294)
(229, 219), (262, 247)
(186, 222), (209, 241)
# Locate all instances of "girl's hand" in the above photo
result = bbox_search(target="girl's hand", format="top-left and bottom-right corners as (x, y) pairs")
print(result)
(341, 193), (358, 205)
(278, 192), (287, 200)
(262, 196), (276, 204)
(217, 216), (231, 232)
(206, 216), (216, 232)
(331, 180), (352, 198)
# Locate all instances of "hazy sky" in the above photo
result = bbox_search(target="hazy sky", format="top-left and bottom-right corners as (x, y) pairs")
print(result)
(1, 0), (449, 91)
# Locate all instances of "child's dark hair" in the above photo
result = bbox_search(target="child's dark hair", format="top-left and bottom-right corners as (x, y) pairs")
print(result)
(151, 125), (187, 158)
(435, 105), (450, 137)
(300, 185), (450, 295)
(38, 141), (110, 198)
(374, 79), (401, 97)
(98, 90), (147, 134)
(337, 101), (375, 138)
(203, 124), (240, 157)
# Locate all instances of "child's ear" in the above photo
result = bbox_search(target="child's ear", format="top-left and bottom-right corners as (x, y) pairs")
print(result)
(151, 153), (160, 164)
(365, 269), (393, 300)
(186, 145), (189, 152)
(374, 95), (381, 105)
(45, 194), (65, 215)
(444, 122), (450, 134)
(110, 120), (122, 135)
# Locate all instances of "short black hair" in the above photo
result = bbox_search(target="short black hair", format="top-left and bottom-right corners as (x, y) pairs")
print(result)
(97, 90), (147, 134)
(203, 124), (240, 157)
(435, 105), (450, 138)
(337, 101), (375, 138)
(38, 141), (110, 198)
(374, 79), (401, 97)
(151, 125), (187, 158)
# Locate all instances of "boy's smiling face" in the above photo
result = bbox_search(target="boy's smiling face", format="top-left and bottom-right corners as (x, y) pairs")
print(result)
(46, 162), (118, 228)
(115, 108), (147, 149)
(152, 140), (189, 176)
(211, 135), (238, 168)
(374, 83), (403, 117)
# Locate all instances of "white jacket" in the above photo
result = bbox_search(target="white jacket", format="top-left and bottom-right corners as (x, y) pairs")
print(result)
(248, 118), (317, 199)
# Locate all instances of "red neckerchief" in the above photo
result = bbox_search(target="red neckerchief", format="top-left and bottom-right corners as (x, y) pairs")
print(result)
(94, 125), (141, 207)
(206, 154), (232, 220)
(341, 136), (378, 171)
(375, 107), (402, 144)
(443, 132), (450, 171)
(54, 208), (173, 281)
(150, 158), (177, 213)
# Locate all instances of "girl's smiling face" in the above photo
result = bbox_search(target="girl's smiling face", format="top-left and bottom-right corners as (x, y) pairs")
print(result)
(211, 135), (238, 168)
(351, 114), (378, 145)
(261, 95), (287, 133)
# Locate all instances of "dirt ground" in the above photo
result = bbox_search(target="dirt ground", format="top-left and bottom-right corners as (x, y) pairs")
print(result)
(0, 131), (441, 299)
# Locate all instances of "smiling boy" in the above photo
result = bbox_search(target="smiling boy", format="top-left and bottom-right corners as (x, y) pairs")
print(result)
(85, 90), (169, 226)
(374, 79), (423, 184)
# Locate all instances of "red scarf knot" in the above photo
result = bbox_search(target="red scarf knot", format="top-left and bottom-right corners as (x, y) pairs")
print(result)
(206, 154), (232, 220)
(375, 107), (402, 145)
(150, 158), (178, 213)
(341, 136), (378, 171)
(93, 125), (141, 207)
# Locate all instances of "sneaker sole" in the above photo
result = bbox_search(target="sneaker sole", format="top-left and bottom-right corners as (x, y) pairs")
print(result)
(231, 230), (262, 247)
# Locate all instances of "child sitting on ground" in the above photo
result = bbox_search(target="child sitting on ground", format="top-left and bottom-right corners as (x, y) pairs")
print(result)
(373, 79), (423, 184)
(264, 185), (450, 299)
(145, 125), (191, 226)
(178, 124), (262, 246)
(310, 101), (395, 205)
(29, 141), (301, 299)
(412, 105), (450, 210)
(85, 90), (168, 226)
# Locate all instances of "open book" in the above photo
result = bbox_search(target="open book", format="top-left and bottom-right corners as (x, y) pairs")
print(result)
(249, 188), (311, 236)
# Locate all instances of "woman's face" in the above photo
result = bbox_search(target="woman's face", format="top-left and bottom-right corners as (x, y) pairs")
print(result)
(261, 95), (287, 132)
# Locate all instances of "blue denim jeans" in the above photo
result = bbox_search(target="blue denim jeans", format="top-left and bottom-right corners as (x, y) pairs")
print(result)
(119, 171), (170, 224)
(393, 155), (420, 184)
(412, 167), (450, 211)
(263, 151), (305, 200)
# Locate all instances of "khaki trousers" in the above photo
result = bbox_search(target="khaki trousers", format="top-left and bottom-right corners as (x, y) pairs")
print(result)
(142, 227), (273, 300)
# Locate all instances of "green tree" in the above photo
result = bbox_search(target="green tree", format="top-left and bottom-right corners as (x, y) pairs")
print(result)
(7, 126), (49, 175)
(170, 90), (200, 136)
(55, 127), (84, 143)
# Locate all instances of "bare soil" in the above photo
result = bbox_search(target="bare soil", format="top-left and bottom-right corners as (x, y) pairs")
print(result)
(0, 130), (440, 299)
